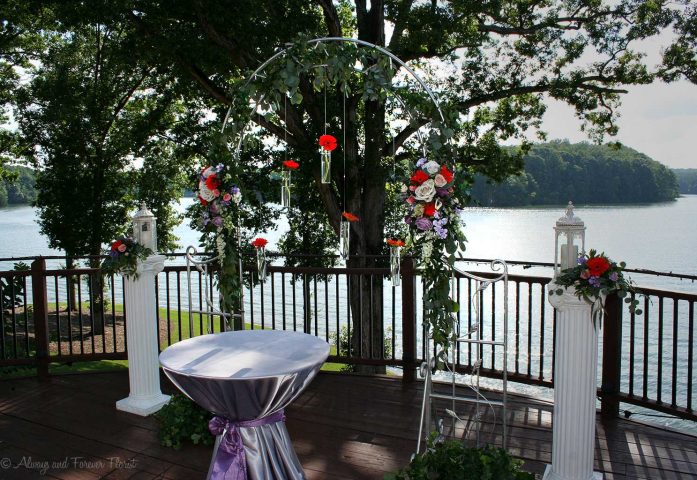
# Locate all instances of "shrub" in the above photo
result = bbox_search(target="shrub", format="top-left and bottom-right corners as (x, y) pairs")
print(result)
(385, 435), (534, 480)
(154, 393), (214, 450)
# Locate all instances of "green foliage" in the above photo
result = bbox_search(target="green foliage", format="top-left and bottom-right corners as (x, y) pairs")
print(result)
(472, 141), (679, 206)
(1, 262), (29, 312)
(0, 166), (37, 206)
(331, 325), (392, 372)
(154, 394), (214, 450)
(673, 169), (697, 195)
(386, 436), (534, 480)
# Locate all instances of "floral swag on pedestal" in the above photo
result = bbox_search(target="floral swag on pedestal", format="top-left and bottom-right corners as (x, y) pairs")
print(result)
(550, 249), (641, 327)
(403, 157), (466, 356)
(101, 237), (153, 279)
(191, 163), (243, 317)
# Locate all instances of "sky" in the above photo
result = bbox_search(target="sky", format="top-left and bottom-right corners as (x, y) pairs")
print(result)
(538, 80), (697, 169)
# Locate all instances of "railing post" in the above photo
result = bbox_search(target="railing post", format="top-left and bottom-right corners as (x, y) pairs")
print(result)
(401, 257), (417, 384)
(601, 292), (622, 419)
(31, 258), (50, 379)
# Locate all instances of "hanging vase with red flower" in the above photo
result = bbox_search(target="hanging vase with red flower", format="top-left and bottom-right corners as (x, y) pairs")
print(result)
(281, 160), (298, 207)
(251, 238), (268, 283)
(386, 239), (405, 287)
(319, 135), (337, 184)
(340, 212), (359, 261)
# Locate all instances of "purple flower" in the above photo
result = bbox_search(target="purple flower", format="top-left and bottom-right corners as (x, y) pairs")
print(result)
(577, 256), (585, 265)
(209, 203), (218, 215)
(416, 157), (427, 167)
(230, 186), (240, 195)
(434, 225), (448, 239)
(588, 276), (601, 287)
(216, 163), (224, 172)
(212, 216), (223, 227)
(404, 215), (413, 225)
(436, 187), (449, 197)
(609, 272), (619, 282)
(415, 217), (433, 231)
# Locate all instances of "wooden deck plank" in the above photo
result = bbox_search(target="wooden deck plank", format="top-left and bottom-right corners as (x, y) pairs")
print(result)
(0, 371), (696, 479)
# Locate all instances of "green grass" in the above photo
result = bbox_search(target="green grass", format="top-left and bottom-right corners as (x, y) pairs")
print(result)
(0, 359), (129, 380)
(1, 304), (349, 379)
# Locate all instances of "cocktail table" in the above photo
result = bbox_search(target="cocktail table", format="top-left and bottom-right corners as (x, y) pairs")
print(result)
(159, 330), (329, 480)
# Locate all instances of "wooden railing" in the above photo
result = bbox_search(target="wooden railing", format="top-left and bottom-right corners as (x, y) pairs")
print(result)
(1, 255), (695, 424)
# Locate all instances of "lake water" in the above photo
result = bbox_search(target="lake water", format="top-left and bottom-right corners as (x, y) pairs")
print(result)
(2, 195), (695, 291)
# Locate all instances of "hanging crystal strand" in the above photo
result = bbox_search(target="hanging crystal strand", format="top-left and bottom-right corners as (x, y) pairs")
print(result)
(256, 245), (267, 283)
(390, 245), (401, 287)
(281, 169), (291, 207)
(339, 220), (349, 261)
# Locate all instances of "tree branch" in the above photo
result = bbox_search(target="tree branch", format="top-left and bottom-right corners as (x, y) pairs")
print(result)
(193, 0), (251, 68)
(127, 11), (233, 106)
(315, 0), (342, 37)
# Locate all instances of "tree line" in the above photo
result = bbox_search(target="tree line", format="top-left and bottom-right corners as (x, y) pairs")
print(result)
(673, 169), (697, 195)
(470, 141), (679, 206)
(0, 165), (36, 207)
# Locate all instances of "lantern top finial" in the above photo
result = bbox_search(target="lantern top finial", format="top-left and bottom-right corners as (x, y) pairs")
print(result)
(556, 201), (583, 228)
(134, 202), (154, 219)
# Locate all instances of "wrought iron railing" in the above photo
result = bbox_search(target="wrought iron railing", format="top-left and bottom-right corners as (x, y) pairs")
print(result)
(1, 254), (695, 424)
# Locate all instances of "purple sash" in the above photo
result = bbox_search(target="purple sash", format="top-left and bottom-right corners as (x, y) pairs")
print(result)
(208, 410), (286, 480)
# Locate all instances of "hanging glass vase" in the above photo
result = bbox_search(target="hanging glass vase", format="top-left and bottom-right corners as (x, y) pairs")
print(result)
(389, 245), (401, 287)
(339, 220), (349, 261)
(320, 148), (332, 184)
(256, 246), (267, 283)
(281, 169), (291, 207)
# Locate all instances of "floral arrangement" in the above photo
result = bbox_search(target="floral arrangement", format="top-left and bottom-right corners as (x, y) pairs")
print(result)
(189, 162), (244, 320)
(319, 134), (337, 151)
(403, 157), (465, 355)
(101, 237), (153, 279)
(551, 249), (641, 326)
(197, 164), (241, 233)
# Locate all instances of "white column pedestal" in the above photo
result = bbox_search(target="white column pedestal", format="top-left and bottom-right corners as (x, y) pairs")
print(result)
(544, 283), (603, 480)
(116, 255), (170, 416)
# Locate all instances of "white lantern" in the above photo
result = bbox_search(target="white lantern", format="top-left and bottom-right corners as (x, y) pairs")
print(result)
(554, 201), (585, 277)
(133, 202), (157, 252)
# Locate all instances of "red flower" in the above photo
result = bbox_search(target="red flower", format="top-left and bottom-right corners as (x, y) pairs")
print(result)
(251, 238), (268, 249)
(319, 134), (337, 151)
(586, 256), (610, 277)
(205, 174), (220, 190)
(386, 239), (405, 247)
(410, 170), (429, 185)
(423, 202), (436, 217)
(342, 211), (360, 222)
(198, 195), (208, 206)
(440, 165), (454, 183)
(283, 160), (299, 169)
(111, 240), (123, 252)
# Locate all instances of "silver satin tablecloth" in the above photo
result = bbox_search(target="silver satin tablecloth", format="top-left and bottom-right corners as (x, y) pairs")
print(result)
(159, 330), (329, 480)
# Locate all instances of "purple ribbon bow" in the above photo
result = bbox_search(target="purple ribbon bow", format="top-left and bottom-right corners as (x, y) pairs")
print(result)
(208, 410), (286, 480)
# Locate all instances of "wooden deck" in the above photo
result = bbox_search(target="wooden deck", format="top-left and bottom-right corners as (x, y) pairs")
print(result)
(1, 371), (696, 479)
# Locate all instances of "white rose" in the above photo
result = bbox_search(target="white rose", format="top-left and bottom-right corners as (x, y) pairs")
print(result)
(414, 179), (436, 202)
(423, 160), (440, 175)
(202, 167), (216, 178)
(434, 174), (447, 187)
(199, 182), (215, 201)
